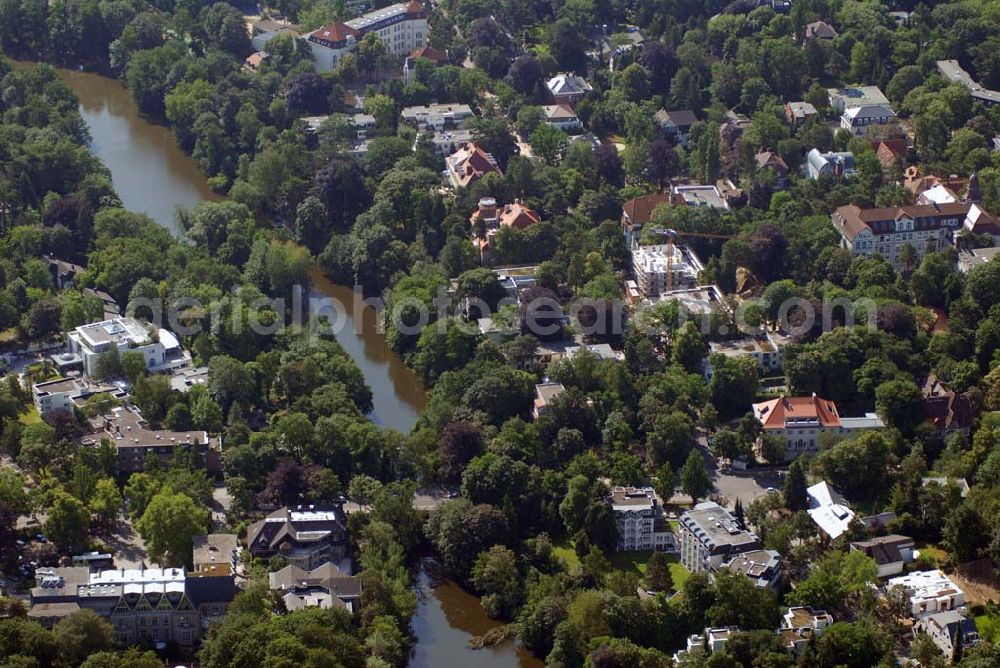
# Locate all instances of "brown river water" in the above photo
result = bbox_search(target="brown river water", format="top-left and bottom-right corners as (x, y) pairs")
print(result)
(6, 58), (538, 666)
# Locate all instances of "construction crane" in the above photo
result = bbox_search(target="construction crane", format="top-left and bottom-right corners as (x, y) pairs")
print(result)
(644, 227), (770, 292)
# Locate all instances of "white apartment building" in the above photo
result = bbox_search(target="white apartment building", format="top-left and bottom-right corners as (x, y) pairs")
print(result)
(752, 395), (884, 461)
(631, 244), (704, 297)
(68, 317), (182, 378)
(679, 502), (761, 574)
(608, 487), (676, 552)
(400, 103), (474, 131)
(840, 104), (896, 136)
(32, 377), (84, 416)
(831, 202), (980, 271)
(887, 570), (966, 619)
(306, 1), (428, 72)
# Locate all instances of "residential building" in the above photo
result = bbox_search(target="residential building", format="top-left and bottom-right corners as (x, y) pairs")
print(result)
(445, 142), (501, 189)
(631, 244), (704, 298)
(44, 255), (85, 290)
(779, 607), (833, 655)
(679, 502), (761, 576)
(193, 534), (239, 573)
(29, 565), (235, 646)
(751, 395), (883, 461)
(400, 103), (474, 131)
(706, 335), (782, 376)
(755, 151), (789, 188)
(420, 128), (474, 157)
(959, 246), (1000, 272)
(469, 198), (541, 259)
(963, 202), (1000, 245)
(621, 193), (672, 248)
(726, 549), (783, 590)
(672, 184), (729, 209)
(68, 317), (185, 378)
(916, 611), (981, 655)
(805, 149), (857, 179)
(403, 45), (447, 83)
(545, 75), (592, 106)
(532, 382), (565, 419)
(831, 202), (976, 270)
(250, 19), (302, 52)
(850, 534), (915, 578)
(872, 138), (907, 173)
(917, 183), (959, 206)
(82, 288), (120, 320)
(243, 51), (269, 73)
(805, 20), (838, 40)
(655, 109), (697, 147)
(673, 627), (738, 663)
(32, 377), (85, 416)
(937, 60), (1000, 107)
(564, 344), (623, 361)
(806, 481), (856, 540)
(922, 374), (975, 440)
(841, 104), (896, 136)
(922, 477), (971, 498)
(887, 570), (965, 618)
(81, 405), (220, 476)
(827, 85), (890, 114)
(305, 2), (428, 72)
(541, 104), (582, 131)
(269, 562), (362, 613)
(607, 487), (676, 553)
(247, 505), (349, 569)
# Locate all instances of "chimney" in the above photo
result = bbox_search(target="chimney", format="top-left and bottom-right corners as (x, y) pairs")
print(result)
(478, 197), (497, 219)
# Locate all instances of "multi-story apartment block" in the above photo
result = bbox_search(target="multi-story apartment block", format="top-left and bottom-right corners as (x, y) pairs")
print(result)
(306, 2), (428, 72)
(400, 103), (474, 131)
(29, 566), (235, 646)
(81, 406), (220, 476)
(831, 202), (991, 270)
(840, 104), (896, 136)
(679, 502), (765, 577)
(68, 317), (184, 378)
(752, 395), (883, 461)
(607, 487), (676, 552)
(779, 607), (833, 655)
(32, 377), (85, 416)
(887, 570), (966, 619)
(247, 505), (348, 569)
(631, 244), (704, 297)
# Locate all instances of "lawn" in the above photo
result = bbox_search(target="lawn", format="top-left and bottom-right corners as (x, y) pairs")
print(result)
(552, 538), (691, 590)
(18, 407), (41, 426)
(975, 614), (1000, 643)
(917, 545), (949, 566)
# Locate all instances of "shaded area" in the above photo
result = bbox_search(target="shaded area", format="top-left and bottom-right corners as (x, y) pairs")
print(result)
(411, 561), (542, 668)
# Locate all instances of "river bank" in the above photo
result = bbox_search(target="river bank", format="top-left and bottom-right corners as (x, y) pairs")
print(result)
(2, 57), (541, 666)
(8, 58), (426, 434)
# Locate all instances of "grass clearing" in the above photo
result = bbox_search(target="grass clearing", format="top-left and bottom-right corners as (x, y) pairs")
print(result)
(551, 538), (691, 590)
(18, 407), (41, 426)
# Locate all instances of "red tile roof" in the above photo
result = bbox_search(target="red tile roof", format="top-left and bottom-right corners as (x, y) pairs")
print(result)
(409, 45), (447, 64)
(311, 21), (360, 45)
(622, 194), (671, 229)
(753, 396), (842, 429)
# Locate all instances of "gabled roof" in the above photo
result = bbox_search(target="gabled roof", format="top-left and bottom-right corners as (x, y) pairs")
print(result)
(542, 104), (578, 120)
(447, 142), (502, 188)
(546, 75), (592, 96)
(851, 534), (914, 566)
(752, 395), (842, 429)
(755, 151), (788, 173)
(656, 109), (697, 128)
(409, 45), (447, 63)
(806, 481), (855, 540)
(843, 104), (896, 121)
(805, 20), (838, 39)
(309, 21), (360, 46)
(622, 193), (672, 227)
(921, 374), (975, 432)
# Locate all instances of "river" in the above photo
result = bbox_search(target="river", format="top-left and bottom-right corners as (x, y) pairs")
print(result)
(5, 58), (538, 665)
(7, 59), (426, 433)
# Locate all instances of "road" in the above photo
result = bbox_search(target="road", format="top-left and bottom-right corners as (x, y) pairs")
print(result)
(343, 486), (455, 514)
(667, 434), (784, 509)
